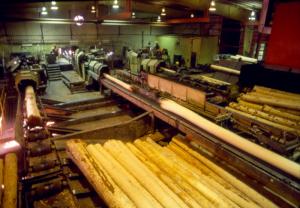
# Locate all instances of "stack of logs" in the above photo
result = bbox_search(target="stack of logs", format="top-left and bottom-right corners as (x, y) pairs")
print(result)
(226, 86), (300, 136)
(67, 135), (277, 208)
(0, 153), (18, 208)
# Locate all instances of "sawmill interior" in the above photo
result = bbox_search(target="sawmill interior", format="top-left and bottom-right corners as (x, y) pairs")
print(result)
(0, 0), (300, 207)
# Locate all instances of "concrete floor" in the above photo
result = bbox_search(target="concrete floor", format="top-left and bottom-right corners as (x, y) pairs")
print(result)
(42, 80), (103, 103)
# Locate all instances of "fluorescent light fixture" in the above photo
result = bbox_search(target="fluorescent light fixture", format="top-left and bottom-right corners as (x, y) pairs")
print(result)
(190, 13), (194, 18)
(112, 0), (119, 9)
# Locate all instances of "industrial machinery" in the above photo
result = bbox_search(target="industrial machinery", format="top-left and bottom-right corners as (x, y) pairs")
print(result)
(4, 49), (299, 208)
(99, 69), (300, 207)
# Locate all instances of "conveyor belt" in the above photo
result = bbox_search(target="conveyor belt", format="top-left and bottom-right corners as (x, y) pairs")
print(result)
(19, 93), (150, 208)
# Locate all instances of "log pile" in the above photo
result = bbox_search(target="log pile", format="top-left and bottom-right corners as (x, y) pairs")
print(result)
(226, 86), (300, 136)
(67, 136), (277, 208)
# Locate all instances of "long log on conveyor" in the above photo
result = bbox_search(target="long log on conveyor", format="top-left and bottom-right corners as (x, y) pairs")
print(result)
(2, 153), (17, 208)
(210, 64), (240, 75)
(103, 140), (188, 208)
(229, 102), (300, 128)
(240, 94), (300, 111)
(171, 137), (277, 208)
(103, 73), (300, 179)
(25, 86), (42, 127)
(158, 99), (300, 179)
(66, 140), (136, 208)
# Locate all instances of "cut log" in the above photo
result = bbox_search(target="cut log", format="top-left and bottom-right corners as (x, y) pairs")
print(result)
(240, 94), (300, 111)
(87, 144), (162, 208)
(103, 140), (188, 208)
(253, 86), (300, 100)
(146, 138), (245, 208)
(66, 139), (136, 208)
(134, 139), (229, 208)
(2, 153), (17, 208)
(25, 86), (42, 127)
(126, 143), (202, 208)
(167, 141), (261, 208)
(237, 99), (263, 110)
(238, 100), (300, 121)
(171, 137), (278, 208)
(226, 106), (300, 135)
(262, 105), (300, 122)
(229, 102), (299, 128)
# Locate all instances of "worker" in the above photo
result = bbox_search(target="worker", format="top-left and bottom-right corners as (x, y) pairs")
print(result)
(51, 45), (59, 57)
(150, 41), (161, 58)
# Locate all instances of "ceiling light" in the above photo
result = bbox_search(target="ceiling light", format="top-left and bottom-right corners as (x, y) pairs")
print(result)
(91, 5), (96, 13)
(248, 10), (256, 21)
(51, 1), (58, 10)
(41, 7), (48, 15)
(209, 0), (216, 12)
(132, 12), (136, 18)
(190, 13), (194, 18)
(112, 0), (119, 9)
(161, 7), (166, 16)
(74, 15), (84, 26)
(157, 15), (161, 22)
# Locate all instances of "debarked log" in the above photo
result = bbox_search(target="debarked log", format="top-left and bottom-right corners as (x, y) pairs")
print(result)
(25, 86), (42, 127)
(2, 153), (17, 208)
(66, 139), (136, 208)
